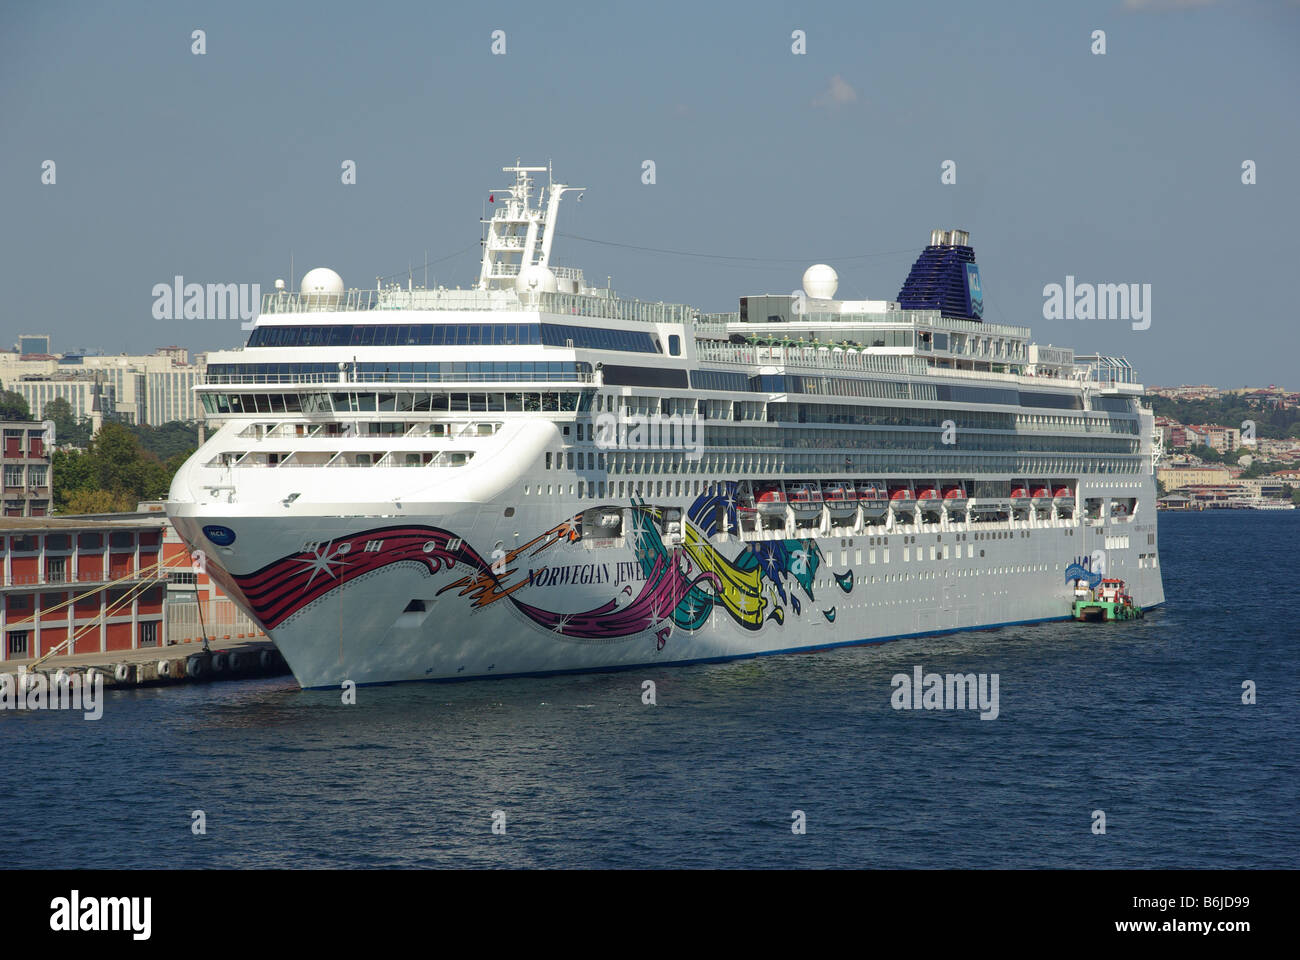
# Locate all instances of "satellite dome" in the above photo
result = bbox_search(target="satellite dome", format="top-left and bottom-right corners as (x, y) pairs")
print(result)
(300, 267), (344, 296)
(802, 264), (838, 300)
(515, 265), (558, 294)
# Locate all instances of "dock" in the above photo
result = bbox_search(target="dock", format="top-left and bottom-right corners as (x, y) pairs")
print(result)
(0, 636), (291, 690)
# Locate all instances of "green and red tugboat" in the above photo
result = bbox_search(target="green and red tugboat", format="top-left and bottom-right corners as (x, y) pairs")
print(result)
(1072, 577), (1144, 622)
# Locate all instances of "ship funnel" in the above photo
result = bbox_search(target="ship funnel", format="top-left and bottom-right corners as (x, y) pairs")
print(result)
(898, 229), (982, 320)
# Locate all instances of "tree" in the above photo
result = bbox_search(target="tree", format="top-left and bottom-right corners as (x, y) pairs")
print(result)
(1188, 444), (1225, 464)
(126, 420), (199, 461)
(0, 390), (31, 421)
(43, 396), (93, 447)
(52, 421), (177, 513)
(65, 488), (135, 515)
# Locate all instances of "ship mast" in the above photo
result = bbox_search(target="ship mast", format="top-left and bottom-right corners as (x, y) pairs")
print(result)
(476, 162), (584, 291)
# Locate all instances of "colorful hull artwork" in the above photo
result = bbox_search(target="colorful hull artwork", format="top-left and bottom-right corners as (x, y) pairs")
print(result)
(220, 483), (854, 651)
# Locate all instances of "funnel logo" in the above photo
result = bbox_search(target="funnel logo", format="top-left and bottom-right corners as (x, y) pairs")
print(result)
(965, 263), (984, 318)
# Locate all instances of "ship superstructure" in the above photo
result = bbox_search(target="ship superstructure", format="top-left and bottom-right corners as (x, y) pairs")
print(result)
(167, 163), (1164, 687)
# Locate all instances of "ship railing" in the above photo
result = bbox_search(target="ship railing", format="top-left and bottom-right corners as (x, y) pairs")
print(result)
(769, 309), (1031, 339)
(204, 371), (595, 385)
(536, 291), (700, 324)
(925, 365), (1102, 390)
(695, 343), (929, 375)
(258, 288), (702, 325)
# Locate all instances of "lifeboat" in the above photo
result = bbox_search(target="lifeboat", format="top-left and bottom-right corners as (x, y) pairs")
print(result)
(1053, 486), (1072, 498)
(942, 484), (967, 500)
(755, 485), (787, 517)
(857, 482), (883, 501)
(1010, 486), (1029, 499)
(824, 481), (858, 520)
(889, 485), (915, 501)
(788, 482), (824, 518)
(858, 481), (888, 519)
(1031, 485), (1051, 499)
(917, 485), (939, 500)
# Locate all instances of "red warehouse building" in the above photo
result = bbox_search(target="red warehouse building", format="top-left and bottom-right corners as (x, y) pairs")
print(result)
(0, 516), (171, 662)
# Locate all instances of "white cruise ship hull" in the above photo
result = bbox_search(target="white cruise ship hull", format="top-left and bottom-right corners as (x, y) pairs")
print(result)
(169, 484), (1164, 689)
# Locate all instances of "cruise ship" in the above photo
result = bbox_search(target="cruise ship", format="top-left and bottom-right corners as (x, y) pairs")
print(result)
(167, 163), (1164, 688)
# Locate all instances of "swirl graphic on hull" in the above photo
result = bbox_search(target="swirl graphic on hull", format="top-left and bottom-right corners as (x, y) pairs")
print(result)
(223, 488), (854, 649)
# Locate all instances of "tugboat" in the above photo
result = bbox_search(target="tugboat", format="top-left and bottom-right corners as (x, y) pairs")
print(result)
(1072, 577), (1144, 622)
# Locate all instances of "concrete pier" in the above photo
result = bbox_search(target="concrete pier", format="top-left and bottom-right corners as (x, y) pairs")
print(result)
(1, 636), (291, 690)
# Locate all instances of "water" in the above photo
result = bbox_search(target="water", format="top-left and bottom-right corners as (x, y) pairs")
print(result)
(3, 511), (1296, 868)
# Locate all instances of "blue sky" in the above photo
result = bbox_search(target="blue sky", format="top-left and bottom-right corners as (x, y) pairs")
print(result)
(2, 0), (1297, 386)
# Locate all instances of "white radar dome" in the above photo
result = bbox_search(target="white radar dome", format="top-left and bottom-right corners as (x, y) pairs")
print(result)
(515, 265), (559, 294)
(300, 267), (344, 296)
(802, 263), (839, 300)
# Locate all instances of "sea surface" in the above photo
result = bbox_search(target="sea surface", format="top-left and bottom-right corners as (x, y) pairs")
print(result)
(2, 511), (1296, 868)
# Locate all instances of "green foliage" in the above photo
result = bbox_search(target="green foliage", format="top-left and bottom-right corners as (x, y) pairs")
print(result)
(1187, 443), (1224, 463)
(0, 390), (31, 421)
(124, 420), (199, 462)
(44, 397), (94, 447)
(53, 421), (177, 514)
(1147, 395), (1300, 441)
(66, 488), (136, 515)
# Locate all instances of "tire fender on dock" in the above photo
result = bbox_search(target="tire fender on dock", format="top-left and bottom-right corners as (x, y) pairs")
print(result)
(186, 655), (205, 679)
(227, 652), (242, 672)
(259, 649), (274, 671)
(114, 663), (132, 683)
(157, 659), (172, 679)
(211, 652), (227, 673)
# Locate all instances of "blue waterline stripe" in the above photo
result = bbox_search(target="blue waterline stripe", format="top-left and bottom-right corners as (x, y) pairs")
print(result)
(301, 605), (1163, 689)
